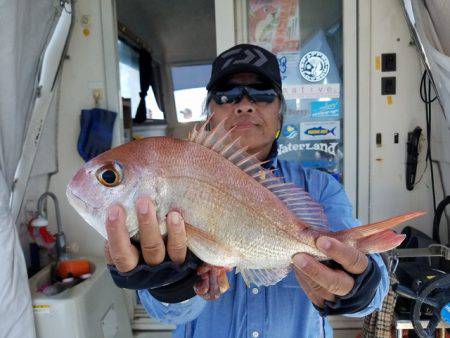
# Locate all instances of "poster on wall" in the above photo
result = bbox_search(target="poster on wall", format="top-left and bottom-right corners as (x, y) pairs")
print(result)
(248, 0), (300, 53)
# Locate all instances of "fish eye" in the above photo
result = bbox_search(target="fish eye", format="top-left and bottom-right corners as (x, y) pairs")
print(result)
(96, 161), (123, 187)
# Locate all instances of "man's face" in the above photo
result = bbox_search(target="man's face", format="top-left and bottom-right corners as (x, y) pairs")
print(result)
(209, 73), (281, 157)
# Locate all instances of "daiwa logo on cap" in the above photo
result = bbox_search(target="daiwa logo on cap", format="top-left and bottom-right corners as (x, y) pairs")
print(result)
(220, 47), (269, 70)
(207, 44), (282, 90)
(299, 51), (330, 82)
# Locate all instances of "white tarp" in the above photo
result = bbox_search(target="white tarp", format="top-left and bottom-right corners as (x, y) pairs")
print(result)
(403, 0), (450, 123)
(0, 1), (66, 337)
(402, 0), (450, 241)
(18, 87), (60, 266)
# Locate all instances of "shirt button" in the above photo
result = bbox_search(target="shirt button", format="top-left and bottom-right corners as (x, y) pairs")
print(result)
(252, 331), (259, 338)
(252, 288), (259, 295)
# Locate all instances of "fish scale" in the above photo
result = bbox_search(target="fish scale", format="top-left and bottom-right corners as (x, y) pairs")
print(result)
(67, 117), (425, 287)
(163, 177), (297, 265)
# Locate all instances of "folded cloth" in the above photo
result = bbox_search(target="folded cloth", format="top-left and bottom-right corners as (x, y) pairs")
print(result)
(77, 108), (117, 162)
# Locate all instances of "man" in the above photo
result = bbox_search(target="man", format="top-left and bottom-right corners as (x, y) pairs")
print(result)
(105, 44), (388, 338)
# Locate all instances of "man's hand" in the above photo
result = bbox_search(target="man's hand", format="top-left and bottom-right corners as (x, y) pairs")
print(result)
(292, 236), (368, 308)
(104, 196), (188, 272)
(194, 264), (232, 301)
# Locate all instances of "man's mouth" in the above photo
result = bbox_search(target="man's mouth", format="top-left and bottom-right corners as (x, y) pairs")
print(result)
(233, 122), (257, 130)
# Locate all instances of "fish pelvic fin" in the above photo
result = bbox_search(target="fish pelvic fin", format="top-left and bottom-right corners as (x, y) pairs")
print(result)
(189, 114), (329, 229)
(185, 223), (240, 267)
(333, 211), (425, 253)
(236, 266), (291, 287)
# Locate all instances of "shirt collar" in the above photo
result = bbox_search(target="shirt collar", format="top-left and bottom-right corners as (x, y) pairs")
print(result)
(262, 140), (279, 170)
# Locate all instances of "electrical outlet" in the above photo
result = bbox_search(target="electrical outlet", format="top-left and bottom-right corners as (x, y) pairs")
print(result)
(381, 53), (396, 72)
(381, 77), (396, 95)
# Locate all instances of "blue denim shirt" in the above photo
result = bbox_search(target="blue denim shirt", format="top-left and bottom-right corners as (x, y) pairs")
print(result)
(138, 159), (389, 338)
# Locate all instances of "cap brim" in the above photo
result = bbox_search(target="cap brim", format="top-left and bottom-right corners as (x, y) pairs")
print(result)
(206, 64), (280, 91)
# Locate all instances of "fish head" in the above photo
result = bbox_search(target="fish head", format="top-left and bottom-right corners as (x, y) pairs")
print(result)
(66, 142), (153, 238)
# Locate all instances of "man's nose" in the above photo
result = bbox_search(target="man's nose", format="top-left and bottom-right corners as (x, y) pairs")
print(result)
(234, 95), (254, 115)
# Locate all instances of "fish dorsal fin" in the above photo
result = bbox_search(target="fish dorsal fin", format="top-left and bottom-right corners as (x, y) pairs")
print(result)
(188, 115), (264, 176)
(260, 172), (329, 228)
(188, 115), (329, 229)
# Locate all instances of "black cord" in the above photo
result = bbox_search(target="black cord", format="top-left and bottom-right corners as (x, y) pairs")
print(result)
(419, 71), (437, 213)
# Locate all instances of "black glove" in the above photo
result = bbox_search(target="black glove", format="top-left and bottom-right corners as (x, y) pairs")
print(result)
(108, 249), (202, 303)
(315, 255), (382, 316)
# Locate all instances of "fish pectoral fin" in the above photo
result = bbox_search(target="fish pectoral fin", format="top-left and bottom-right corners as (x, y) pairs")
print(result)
(236, 266), (291, 287)
(185, 223), (240, 267)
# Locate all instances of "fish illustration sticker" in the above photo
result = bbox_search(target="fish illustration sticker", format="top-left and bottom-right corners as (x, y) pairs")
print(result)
(300, 121), (340, 141)
(282, 124), (300, 139)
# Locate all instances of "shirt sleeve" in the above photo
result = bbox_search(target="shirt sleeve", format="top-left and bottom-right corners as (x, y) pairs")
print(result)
(308, 169), (389, 316)
(138, 289), (207, 325)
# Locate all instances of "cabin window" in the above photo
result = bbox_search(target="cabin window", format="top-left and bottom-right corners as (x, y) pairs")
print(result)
(118, 39), (165, 121)
(171, 64), (212, 123)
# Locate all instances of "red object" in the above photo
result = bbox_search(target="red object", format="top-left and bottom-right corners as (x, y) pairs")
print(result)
(39, 227), (55, 244)
(56, 260), (90, 278)
(27, 219), (55, 248)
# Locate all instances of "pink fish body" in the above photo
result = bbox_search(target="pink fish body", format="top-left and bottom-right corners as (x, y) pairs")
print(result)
(66, 120), (424, 286)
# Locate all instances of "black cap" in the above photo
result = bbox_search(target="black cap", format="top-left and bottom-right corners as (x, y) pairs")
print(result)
(206, 44), (282, 91)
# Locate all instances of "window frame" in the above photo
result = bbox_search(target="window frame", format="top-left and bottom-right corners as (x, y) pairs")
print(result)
(118, 37), (167, 125)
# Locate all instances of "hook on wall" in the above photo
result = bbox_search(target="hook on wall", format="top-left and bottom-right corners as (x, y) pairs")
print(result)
(92, 89), (102, 108)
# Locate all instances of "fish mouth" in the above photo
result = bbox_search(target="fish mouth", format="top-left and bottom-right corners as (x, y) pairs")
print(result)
(66, 187), (108, 238)
(65, 187), (101, 214)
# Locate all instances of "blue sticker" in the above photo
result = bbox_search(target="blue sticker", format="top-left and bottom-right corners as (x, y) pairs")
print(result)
(282, 124), (300, 139)
(300, 121), (340, 141)
(441, 303), (450, 324)
(278, 56), (288, 81)
(310, 100), (341, 119)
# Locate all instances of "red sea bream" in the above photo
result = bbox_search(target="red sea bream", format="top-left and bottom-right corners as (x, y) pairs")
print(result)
(66, 118), (424, 286)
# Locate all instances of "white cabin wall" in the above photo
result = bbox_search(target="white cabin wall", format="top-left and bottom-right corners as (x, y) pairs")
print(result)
(359, 0), (445, 238)
(47, 0), (121, 258)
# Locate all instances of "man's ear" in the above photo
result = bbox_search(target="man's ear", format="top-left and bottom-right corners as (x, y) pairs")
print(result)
(278, 113), (283, 130)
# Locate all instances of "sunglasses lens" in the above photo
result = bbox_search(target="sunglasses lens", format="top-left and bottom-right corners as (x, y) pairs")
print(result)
(247, 88), (277, 103)
(212, 84), (278, 105)
(212, 87), (244, 105)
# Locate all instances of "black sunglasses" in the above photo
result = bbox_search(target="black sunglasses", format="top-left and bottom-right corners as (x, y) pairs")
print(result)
(211, 83), (279, 105)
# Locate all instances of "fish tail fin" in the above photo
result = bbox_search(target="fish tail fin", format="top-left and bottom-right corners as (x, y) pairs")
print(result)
(354, 230), (406, 254)
(333, 211), (425, 253)
(330, 127), (336, 135)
